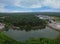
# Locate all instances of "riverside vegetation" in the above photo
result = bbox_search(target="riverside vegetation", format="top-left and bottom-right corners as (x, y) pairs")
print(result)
(1, 15), (47, 31)
(0, 14), (60, 44)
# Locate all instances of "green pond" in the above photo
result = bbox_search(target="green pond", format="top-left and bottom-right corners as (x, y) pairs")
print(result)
(3, 27), (60, 41)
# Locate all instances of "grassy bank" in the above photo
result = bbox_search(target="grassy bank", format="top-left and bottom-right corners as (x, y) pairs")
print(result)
(0, 32), (19, 44)
(53, 16), (60, 22)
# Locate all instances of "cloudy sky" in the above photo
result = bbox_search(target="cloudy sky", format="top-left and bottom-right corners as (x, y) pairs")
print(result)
(0, 0), (60, 12)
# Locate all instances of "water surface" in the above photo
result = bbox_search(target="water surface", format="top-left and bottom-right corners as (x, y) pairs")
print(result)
(4, 27), (60, 41)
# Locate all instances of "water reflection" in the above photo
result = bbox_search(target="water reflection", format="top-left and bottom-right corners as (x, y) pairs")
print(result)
(4, 26), (46, 32)
(4, 27), (60, 41)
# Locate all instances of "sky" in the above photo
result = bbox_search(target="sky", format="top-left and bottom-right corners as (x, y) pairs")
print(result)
(0, 0), (60, 12)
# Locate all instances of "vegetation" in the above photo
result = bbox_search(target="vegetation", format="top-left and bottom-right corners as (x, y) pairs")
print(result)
(0, 12), (60, 16)
(24, 38), (60, 44)
(0, 32), (60, 44)
(0, 15), (47, 31)
(0, 32), (19, 44)
(53, 16), (60, 22)
(0, 13), (60, 44)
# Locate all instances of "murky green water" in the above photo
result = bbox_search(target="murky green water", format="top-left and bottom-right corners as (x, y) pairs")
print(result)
(3, 27), (60, 41)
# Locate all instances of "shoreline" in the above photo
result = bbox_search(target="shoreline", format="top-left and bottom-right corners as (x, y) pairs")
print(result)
(48, 23), (60, 31)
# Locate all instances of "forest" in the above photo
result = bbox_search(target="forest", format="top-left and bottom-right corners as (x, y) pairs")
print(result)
(0, 15), (48, 31)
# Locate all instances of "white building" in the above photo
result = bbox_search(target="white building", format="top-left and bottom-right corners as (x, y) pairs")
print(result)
(36, 15), (50, 19)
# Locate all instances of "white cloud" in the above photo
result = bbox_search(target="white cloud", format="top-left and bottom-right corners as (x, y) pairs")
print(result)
(0, 0), (60, 12)
(0, 0), (60, 8)
(39, 9), (60, 12)
(43, 0), (60, 8)
(13, 0), (43, 8)
(13, 0), (60, 9)
(10, 10), (33, 12)
(0, 3), (7, 12)
(1, 0), (60, 9)
(29, 3), (42, 8)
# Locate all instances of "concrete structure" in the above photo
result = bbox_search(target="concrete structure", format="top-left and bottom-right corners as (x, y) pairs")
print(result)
(36, 15), (50, 19)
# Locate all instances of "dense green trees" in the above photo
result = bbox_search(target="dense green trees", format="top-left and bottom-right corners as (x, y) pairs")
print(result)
(3, 15), (47, 30)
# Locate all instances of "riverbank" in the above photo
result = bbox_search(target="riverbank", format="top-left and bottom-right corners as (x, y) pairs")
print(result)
(48, 16), (60, 31)
(0, 32), (18, 44)
(37, 15), (60, 31)
(48, 23), (60, 31)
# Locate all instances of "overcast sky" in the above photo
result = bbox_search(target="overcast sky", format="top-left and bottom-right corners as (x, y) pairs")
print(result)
(0, 0), (60, 12)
